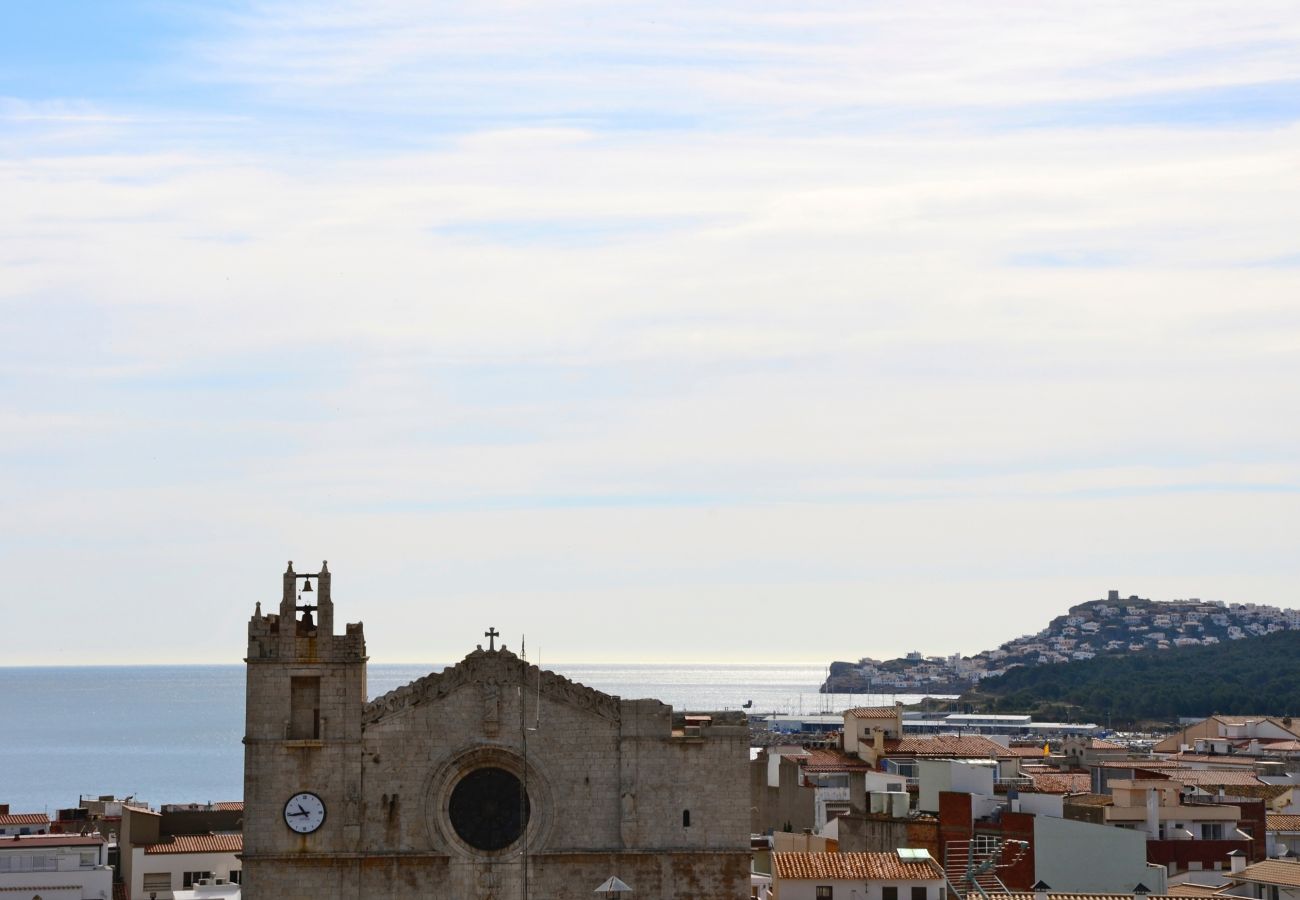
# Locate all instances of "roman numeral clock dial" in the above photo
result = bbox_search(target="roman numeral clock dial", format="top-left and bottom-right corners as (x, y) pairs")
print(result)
(283, 792), (326, 834)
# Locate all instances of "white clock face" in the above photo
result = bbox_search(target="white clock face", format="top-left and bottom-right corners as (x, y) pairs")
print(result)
(284, 792), (326, 834)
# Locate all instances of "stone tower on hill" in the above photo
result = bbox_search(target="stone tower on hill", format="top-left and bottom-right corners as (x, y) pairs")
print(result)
(242, 562), (750, 899)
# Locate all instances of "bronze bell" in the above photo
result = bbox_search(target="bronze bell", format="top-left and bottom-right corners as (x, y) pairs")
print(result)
(301, 578), (313, 592)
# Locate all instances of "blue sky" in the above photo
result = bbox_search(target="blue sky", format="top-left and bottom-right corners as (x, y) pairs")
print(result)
(3, 1), (1300, 665)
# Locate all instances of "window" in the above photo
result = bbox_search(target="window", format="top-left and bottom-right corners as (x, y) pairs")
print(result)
(290, 676), (321, 739)
(183, 871), (213, 888)
(79, 850), (97, 867)
(883, 887), (899, 900)
(682, 810), (691, 828)
(229, 870), (242, 884)
(143, 873), (172, 891)
(913, 888), (928, 900)
(816, 887), (833, 899)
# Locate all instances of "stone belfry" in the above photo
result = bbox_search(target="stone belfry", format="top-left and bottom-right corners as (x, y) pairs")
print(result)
(243, 561), (368, 898)
(241, 562), (750, 900)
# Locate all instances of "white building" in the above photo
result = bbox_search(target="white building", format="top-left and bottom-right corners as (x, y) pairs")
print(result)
(128, 834), (243, 900)
(0, 805), (51, 837)
(772, 850), (946, 900)
(0, 833), (113, 899)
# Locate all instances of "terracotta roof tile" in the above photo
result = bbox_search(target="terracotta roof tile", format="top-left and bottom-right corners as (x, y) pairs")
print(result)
(0, 887), (81, 893)
(1231, 860), (1300, 888)
(143, 833), (242, 854)
(1063, 793), (1114, 807)
(773, 851), (943, 881)
(885, 735), (1015, 758)
(1214, 783), (1293, 800)
(1268, 814), (1300, 831)
(1163, 884), (1226, 896)
(1171, 754), (1260, 765)
(1259, 740), (1300, 752)
(0, 834), (105, 847)
(1008, 746), (1056, 758)
(1090, 738), (1126, 750)
(799, 748), (876, 773)
(211, 801), (243, 811)
(0, 813), (49, 826)
(1025, 772), (1091, 794)
(1168, 770), (1266, 787)
(846, 707), (901, 720)
(989, 894), (1185, 900)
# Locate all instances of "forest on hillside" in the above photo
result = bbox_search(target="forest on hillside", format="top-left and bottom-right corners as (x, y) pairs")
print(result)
(965, 630), (1300, 725)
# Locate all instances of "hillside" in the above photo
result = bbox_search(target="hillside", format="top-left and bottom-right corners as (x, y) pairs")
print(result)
(822, 589), (1300, 694)
(963, 629), (1300, 725)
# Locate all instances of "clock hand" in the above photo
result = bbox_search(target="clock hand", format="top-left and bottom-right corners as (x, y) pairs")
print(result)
(297, 804), (308, 815)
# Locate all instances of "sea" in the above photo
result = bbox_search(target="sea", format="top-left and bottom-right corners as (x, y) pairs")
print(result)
(0, 663), (944, 815)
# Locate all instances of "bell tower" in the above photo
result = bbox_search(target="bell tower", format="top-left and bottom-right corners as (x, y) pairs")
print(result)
(243, 561), (368, 898)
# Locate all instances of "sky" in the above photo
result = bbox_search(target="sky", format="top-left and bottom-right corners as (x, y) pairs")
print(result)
(3, 1), (1300, 666)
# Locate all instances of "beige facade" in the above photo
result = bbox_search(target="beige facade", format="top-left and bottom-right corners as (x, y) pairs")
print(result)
(242, 562), (750, 899)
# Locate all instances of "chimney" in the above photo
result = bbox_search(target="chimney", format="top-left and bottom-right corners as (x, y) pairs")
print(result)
(1145, 788), (1160, 839)
(0, 804), (8, 815)
(874, 729), (885, 755)
(1228, 850), (1246, 874)
(849, 771), (866, 817)
(1032, 880), (1051, 900)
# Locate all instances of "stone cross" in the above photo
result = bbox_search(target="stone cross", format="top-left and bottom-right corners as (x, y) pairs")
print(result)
(485, 627), (499, 651)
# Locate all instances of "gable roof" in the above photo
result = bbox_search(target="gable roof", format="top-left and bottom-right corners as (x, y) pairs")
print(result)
(846, 706), (901, 720)
(1167, 770), (1265, 787)
(1025, 772), (1091, 794)
(773, 851), (942, 881)
(1267, 814), (1300, 832)
(0, 813), (49, 827)
(884, 735), (1015, 758)
(1230, 859), (1300, 888)
(799, 748), (876, 773)
(143, 833), (243, 854)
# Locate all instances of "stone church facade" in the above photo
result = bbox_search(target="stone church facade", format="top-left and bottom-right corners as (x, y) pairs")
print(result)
(243, 562), (751, 899)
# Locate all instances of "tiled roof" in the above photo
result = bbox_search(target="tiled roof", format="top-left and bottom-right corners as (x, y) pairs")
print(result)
(1008, 746), (1055, 758)
(1168, 770), (1265, 787)
(0, 813), (49, 826)
(0, 834), (104, 847)
(1171, 754), (1260, 765)
(799, 748), (876, 773)
(1259, 740), (1300, 752)
(846, 707), (901, 720)
(0, 887), (81, 893)
(1099, 760), (1185, 769)
(1063, 793), (1114, 807)
(143, 833), (243, 854)
(212, 801), (244, 811)
(773, 851), (942, 881)
(988, 893), (1187, 900)
(1163, 884), (1226, 896)
(1090, 738), (1126, 750)
(1231, 860), (1300, 888)
(1214, 783), (1293, 800)
(884, 735), (1015, 758)
(1025, 772), (1091, 794)
(1268, 814), (1300, 831)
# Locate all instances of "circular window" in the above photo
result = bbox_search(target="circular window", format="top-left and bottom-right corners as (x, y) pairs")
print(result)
(448, 766), (530, 851)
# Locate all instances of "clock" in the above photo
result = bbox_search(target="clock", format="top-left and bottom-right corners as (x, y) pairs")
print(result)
(283, 792), (326, 834)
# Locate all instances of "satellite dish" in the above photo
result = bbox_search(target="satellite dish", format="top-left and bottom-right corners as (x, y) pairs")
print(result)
(1277, 843), (1289, 858)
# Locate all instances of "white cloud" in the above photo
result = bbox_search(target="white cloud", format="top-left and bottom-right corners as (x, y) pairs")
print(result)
(3, 1), (1300, 663)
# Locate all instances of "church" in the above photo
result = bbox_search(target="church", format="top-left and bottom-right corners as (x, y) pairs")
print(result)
(242, 562), (751, 899)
